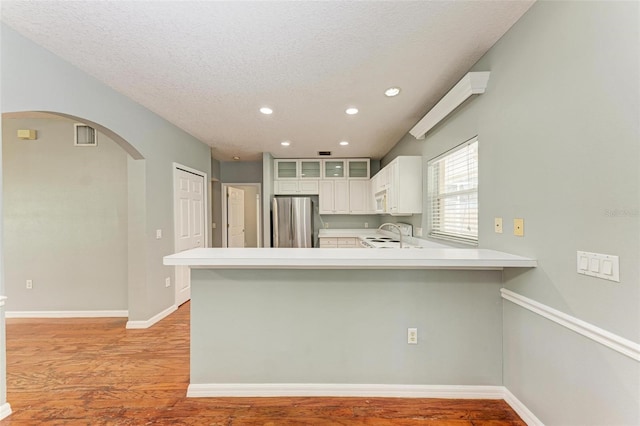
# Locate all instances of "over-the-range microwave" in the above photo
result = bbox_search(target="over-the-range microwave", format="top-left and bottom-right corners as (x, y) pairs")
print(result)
(374, 190), (387, 213)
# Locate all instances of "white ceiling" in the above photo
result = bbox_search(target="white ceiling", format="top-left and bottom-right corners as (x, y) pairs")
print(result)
(1, 1), (534, 161)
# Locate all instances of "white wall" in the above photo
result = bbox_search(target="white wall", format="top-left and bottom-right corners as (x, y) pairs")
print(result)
(3, 116), (128, 311)
(383, 2), (640, 424)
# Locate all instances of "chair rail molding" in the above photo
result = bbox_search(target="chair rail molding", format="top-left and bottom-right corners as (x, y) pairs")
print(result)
(501, 288), (640, 362)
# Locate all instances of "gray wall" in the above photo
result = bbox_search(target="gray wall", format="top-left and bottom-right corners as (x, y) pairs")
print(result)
(3, 116), (128, 310)
(192, 269), (503, 385)
(220, 161), (262, 184)
(383, 2), (640, 424)
(1, 24), (212, 321)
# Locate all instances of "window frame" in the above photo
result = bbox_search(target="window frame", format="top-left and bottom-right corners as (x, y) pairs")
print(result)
(427, 136), (479, 245)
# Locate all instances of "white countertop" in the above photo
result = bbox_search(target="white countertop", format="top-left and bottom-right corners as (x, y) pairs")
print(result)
(163, 247), (537, 270)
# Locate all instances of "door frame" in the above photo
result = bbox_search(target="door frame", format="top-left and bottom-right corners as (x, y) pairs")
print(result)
(221, 183), (262, 248)
(172, 163), (208, 305)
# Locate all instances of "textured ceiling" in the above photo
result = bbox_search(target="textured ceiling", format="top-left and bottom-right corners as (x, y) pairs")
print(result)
(1, 1), (534, 161)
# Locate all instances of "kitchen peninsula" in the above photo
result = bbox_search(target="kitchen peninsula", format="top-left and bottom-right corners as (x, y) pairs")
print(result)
(164, 247), (535, 398)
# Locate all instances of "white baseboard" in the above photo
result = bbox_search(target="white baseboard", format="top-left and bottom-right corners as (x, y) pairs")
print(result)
(126, 304), (176, 329)
(0, 403), (12, 420)
(187, 383), (505, 399)
(503, 388), (544, 426)
(6, 310), (128, 318)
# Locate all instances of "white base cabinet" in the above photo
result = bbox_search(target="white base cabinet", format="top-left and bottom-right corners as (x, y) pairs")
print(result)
(319, 237), (358, 248)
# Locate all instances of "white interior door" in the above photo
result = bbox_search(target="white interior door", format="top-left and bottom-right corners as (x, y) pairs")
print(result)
(174, 168), (205, 306)
(227, 186), (245, 247)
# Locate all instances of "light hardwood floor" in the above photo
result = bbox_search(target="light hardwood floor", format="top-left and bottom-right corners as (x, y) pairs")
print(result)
(2, 302), (525, 425)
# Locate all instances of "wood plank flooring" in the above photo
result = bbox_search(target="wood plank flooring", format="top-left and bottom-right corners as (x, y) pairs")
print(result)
(2, 302), (525, 425)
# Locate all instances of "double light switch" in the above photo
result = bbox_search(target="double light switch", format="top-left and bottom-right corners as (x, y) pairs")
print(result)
(577, 251), (619, 282)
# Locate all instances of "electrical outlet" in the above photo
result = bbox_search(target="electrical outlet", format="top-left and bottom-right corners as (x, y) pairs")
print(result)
(407, 328), (418, 344)
(156, 229), (162, 239)
(324, 223), (329, 229)
(494, 217), (503, 234)
(212, 222), (217, 229)
(514, 218), (524, 236)
(415, 227), (423, 237)
(364, 222), (368, 229)
(165, 277), (171, 288)
(26, 279), (33, 289)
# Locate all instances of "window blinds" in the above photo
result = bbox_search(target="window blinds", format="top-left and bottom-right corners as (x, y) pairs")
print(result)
(427, 137), (478, 244)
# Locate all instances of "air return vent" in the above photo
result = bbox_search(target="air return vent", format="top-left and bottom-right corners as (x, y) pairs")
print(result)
(74, 123), (97, 147)
(318, 151), (332, 156)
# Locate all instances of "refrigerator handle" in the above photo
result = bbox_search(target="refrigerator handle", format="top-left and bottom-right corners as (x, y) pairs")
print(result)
(290, 203), (296, 245)
(272, 198), (279, 246)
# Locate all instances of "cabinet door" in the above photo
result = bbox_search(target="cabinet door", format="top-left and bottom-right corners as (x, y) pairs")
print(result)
(334, 180), (350, 214)
(275, 160), (298, 179)
(298, 180), (319, 194)
(274, 180), (299, 195)
(300, 160), (321, 179)
(387, 160), (398, 213)
(349, 180), (369, 214)
(324, 160), (345, 179)
(347, 160), (370, 179)
(318, 180), (335, 214)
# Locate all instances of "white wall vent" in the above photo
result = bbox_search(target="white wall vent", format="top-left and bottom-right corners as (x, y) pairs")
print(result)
(74, 123), (97, 146)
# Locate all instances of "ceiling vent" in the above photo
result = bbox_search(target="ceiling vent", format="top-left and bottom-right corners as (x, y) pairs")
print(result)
(74, 123), (97, 147)
(318, 151), (332, 156)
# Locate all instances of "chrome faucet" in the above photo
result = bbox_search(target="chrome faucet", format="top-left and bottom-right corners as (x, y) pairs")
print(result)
(378, 223), (404, 248)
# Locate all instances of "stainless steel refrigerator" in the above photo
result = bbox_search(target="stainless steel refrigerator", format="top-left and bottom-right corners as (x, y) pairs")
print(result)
(272, 197), (314, 248)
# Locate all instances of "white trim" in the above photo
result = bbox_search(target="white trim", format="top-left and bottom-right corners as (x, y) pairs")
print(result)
(503, 388), (544, 426)
(173, 162), (209, 307)
(187, 383), (505, 399)
(125, 304), (176, 329)
(501, 288), (640, 362)
(6, 310), (128, 318)
(409, 72), (490, 139)
(0, 403), (12, 421)
(221, 183), (263, 248)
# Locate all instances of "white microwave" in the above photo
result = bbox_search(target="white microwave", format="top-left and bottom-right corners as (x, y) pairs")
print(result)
(374, 190), (387, 213)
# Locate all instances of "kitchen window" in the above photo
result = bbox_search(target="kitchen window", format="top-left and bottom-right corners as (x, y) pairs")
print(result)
(427, 137), (478, 244)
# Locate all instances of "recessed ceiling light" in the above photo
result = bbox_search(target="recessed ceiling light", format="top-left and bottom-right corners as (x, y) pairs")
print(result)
(232, 156), (240, 161)
(345, 107), (359, 115)
(339, 141), (349, 146)
(384, 87), (401, 97)
(280, 141), (290, 146)
(260, 107), (273, 115)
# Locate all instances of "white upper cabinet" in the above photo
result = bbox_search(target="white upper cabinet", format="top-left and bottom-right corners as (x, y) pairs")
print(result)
(274, 159), (298, 179)
(323, 160), (346, 179)
(348, 180), (371, 214)
(347, 159), (370, 179)
(275, 159), (322, 180)
(319, 180), (349, 214)
(370, 156), (422, 216)
(299, 160), (321, 179)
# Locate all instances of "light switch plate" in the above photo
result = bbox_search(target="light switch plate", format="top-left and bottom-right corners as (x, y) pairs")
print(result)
(156, 229), (162, 239)
(494, 217), (503, 234)
(577, 251), (619, 282)
(513, 218), (524, 236)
